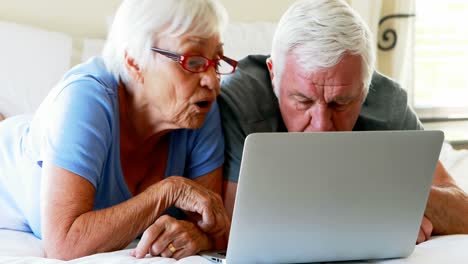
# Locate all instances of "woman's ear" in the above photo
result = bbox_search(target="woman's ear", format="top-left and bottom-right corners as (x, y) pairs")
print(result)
(124, 52), (143, 83)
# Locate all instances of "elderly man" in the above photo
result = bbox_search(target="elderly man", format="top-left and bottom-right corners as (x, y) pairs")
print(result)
(219, 0), (468, 245)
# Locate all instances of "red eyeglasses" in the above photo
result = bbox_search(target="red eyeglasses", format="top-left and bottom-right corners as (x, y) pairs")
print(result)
(151, 47), (238, 75)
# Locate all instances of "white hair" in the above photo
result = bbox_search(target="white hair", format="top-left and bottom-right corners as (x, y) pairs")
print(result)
(102, 0), (228, 83)
(271, 0), (375, 97)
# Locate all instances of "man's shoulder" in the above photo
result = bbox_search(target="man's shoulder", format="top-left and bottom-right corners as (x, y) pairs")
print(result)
(220, 54), (272, 101)
(357, 71), (417, 130)
(219, 55), (278, 124)
(367, 71), (408, 105)
(370, 71), (404, 92)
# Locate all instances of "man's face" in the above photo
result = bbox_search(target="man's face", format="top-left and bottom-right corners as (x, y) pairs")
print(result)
(268, 53), (365, 132)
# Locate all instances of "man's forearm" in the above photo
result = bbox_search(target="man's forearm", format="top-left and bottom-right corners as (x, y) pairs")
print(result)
(426, 185), (468, 234)
(45, 182), (170, 260)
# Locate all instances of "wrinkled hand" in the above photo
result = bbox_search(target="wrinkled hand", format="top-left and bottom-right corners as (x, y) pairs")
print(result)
(416, 216), (433, 244)
(162, 176), (230, 237)
(132, 215), (211, 259)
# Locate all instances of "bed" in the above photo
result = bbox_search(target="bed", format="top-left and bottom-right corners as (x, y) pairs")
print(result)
(1, 20), (468, 264)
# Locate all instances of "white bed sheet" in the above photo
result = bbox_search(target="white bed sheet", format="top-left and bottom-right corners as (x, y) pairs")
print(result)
(1, 229), (468, 264)
(0, 143), (467, 263)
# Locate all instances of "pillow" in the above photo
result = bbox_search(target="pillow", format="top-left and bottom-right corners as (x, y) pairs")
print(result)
(440, 142), (468, 192)
(81, 22), (277, 63)
(81, 38), (106, 63)
(223, 22), (276, 60)
(0, 230), (44, 257)
(0, 21), (72, 117)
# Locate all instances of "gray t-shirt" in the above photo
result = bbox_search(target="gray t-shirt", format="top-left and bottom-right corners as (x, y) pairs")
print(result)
(219, 55), (423, 182)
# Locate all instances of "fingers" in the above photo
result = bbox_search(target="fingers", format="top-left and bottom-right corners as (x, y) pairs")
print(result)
(168, 178), (229, 236)
(416, 228), (425, 244)
(132, 216), (166, 258)
(156, 240), (184, 258)
(149, 231), (177, 257)
(416, 216), (433, 244)
(159, 242), (178, 258)
(148, 217), (210, 260)
(197, 194), (230, 237)
(197, 204), (216, 233)
(160, 239), (193, 259)
(147, 216), (179, 257)
(420, 216), (433, 241)
(172, 243), (196, 260)
(168, 226), (210, 260)
(219, 203), (231, 237)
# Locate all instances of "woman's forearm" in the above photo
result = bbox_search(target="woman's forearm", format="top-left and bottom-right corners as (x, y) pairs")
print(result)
(44, 182), (170, 260)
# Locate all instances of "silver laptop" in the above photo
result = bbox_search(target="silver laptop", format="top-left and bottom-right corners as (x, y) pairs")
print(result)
(202, 131), (444, 263)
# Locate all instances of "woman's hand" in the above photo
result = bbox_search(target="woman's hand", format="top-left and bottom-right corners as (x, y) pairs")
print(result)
(161, 176), (230, 237)
(132, 215), (211, 259)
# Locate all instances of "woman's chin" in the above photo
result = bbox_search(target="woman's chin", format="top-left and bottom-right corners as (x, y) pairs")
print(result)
(179, 113), (207, 129)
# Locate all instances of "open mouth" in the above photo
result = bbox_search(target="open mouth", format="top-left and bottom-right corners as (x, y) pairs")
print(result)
(195, 101), (211, 109)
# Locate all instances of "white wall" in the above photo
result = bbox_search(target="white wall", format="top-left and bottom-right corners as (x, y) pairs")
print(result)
(0, 0), (122, 39)
(0, 0), (297, 39)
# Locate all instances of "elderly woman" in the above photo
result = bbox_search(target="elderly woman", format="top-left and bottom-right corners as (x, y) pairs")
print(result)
(0, 0), (236, 260)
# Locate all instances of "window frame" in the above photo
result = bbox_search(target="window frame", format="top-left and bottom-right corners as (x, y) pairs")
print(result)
(413, 0), (468, 121)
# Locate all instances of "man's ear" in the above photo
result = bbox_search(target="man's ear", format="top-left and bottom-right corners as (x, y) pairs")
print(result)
(124, 52), (143, 83)
(266, 57), (276, 92)
(266, 57), (275, 81)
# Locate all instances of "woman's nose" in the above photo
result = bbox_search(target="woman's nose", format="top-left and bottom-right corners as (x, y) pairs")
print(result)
(200, 66), (220, 94)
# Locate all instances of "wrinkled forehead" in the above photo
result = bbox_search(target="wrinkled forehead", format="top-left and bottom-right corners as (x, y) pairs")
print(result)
(299, 54), (362, 82)
(283, 53), (364, 97)
(156, 34), (224, 52)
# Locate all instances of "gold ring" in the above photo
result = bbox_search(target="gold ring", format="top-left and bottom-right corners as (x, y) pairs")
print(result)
(168, 243), (177, 253)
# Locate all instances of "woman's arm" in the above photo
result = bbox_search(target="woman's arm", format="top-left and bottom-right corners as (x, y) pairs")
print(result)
(194, 167), (223, 197)
(194, 167), (228, 248)
(41, 163), (228, 260)
(132, 167), (229, 259)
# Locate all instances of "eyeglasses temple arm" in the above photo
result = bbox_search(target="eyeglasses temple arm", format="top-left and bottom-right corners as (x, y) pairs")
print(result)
(151, 48), (180, 62)
(222, 56), (238, 67)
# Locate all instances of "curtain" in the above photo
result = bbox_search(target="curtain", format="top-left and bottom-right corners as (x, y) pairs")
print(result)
(347, 0), (416, 102)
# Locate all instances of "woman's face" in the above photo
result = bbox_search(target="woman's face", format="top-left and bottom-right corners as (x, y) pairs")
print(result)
(140, 33), (223, 129)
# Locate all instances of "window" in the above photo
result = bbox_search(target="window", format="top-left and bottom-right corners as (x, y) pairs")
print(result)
(415, 0), (468, 120)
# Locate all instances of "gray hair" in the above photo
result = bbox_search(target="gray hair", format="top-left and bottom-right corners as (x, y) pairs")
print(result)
(270, 0), (375, 97)
(102, 0), (228, 83)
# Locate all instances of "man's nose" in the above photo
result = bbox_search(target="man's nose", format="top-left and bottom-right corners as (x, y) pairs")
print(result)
(308, 104), (333, 131)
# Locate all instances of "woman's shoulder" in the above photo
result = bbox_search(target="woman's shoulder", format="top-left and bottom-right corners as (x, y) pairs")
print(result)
(61, 57), (119, 94)
(31, 57), (120, 141)
(37, 57), (119, 117)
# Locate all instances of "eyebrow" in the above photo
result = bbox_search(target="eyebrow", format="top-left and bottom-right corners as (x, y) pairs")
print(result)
(291, 92), (315, 100)
(291, 92), (356, 104)
(183, 40), (225, 58)
(334, 96), (355, 103)
(187, 38), (224, 49)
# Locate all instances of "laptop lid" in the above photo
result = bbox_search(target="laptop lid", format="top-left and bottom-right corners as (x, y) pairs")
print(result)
(226, 131), (444, 264)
